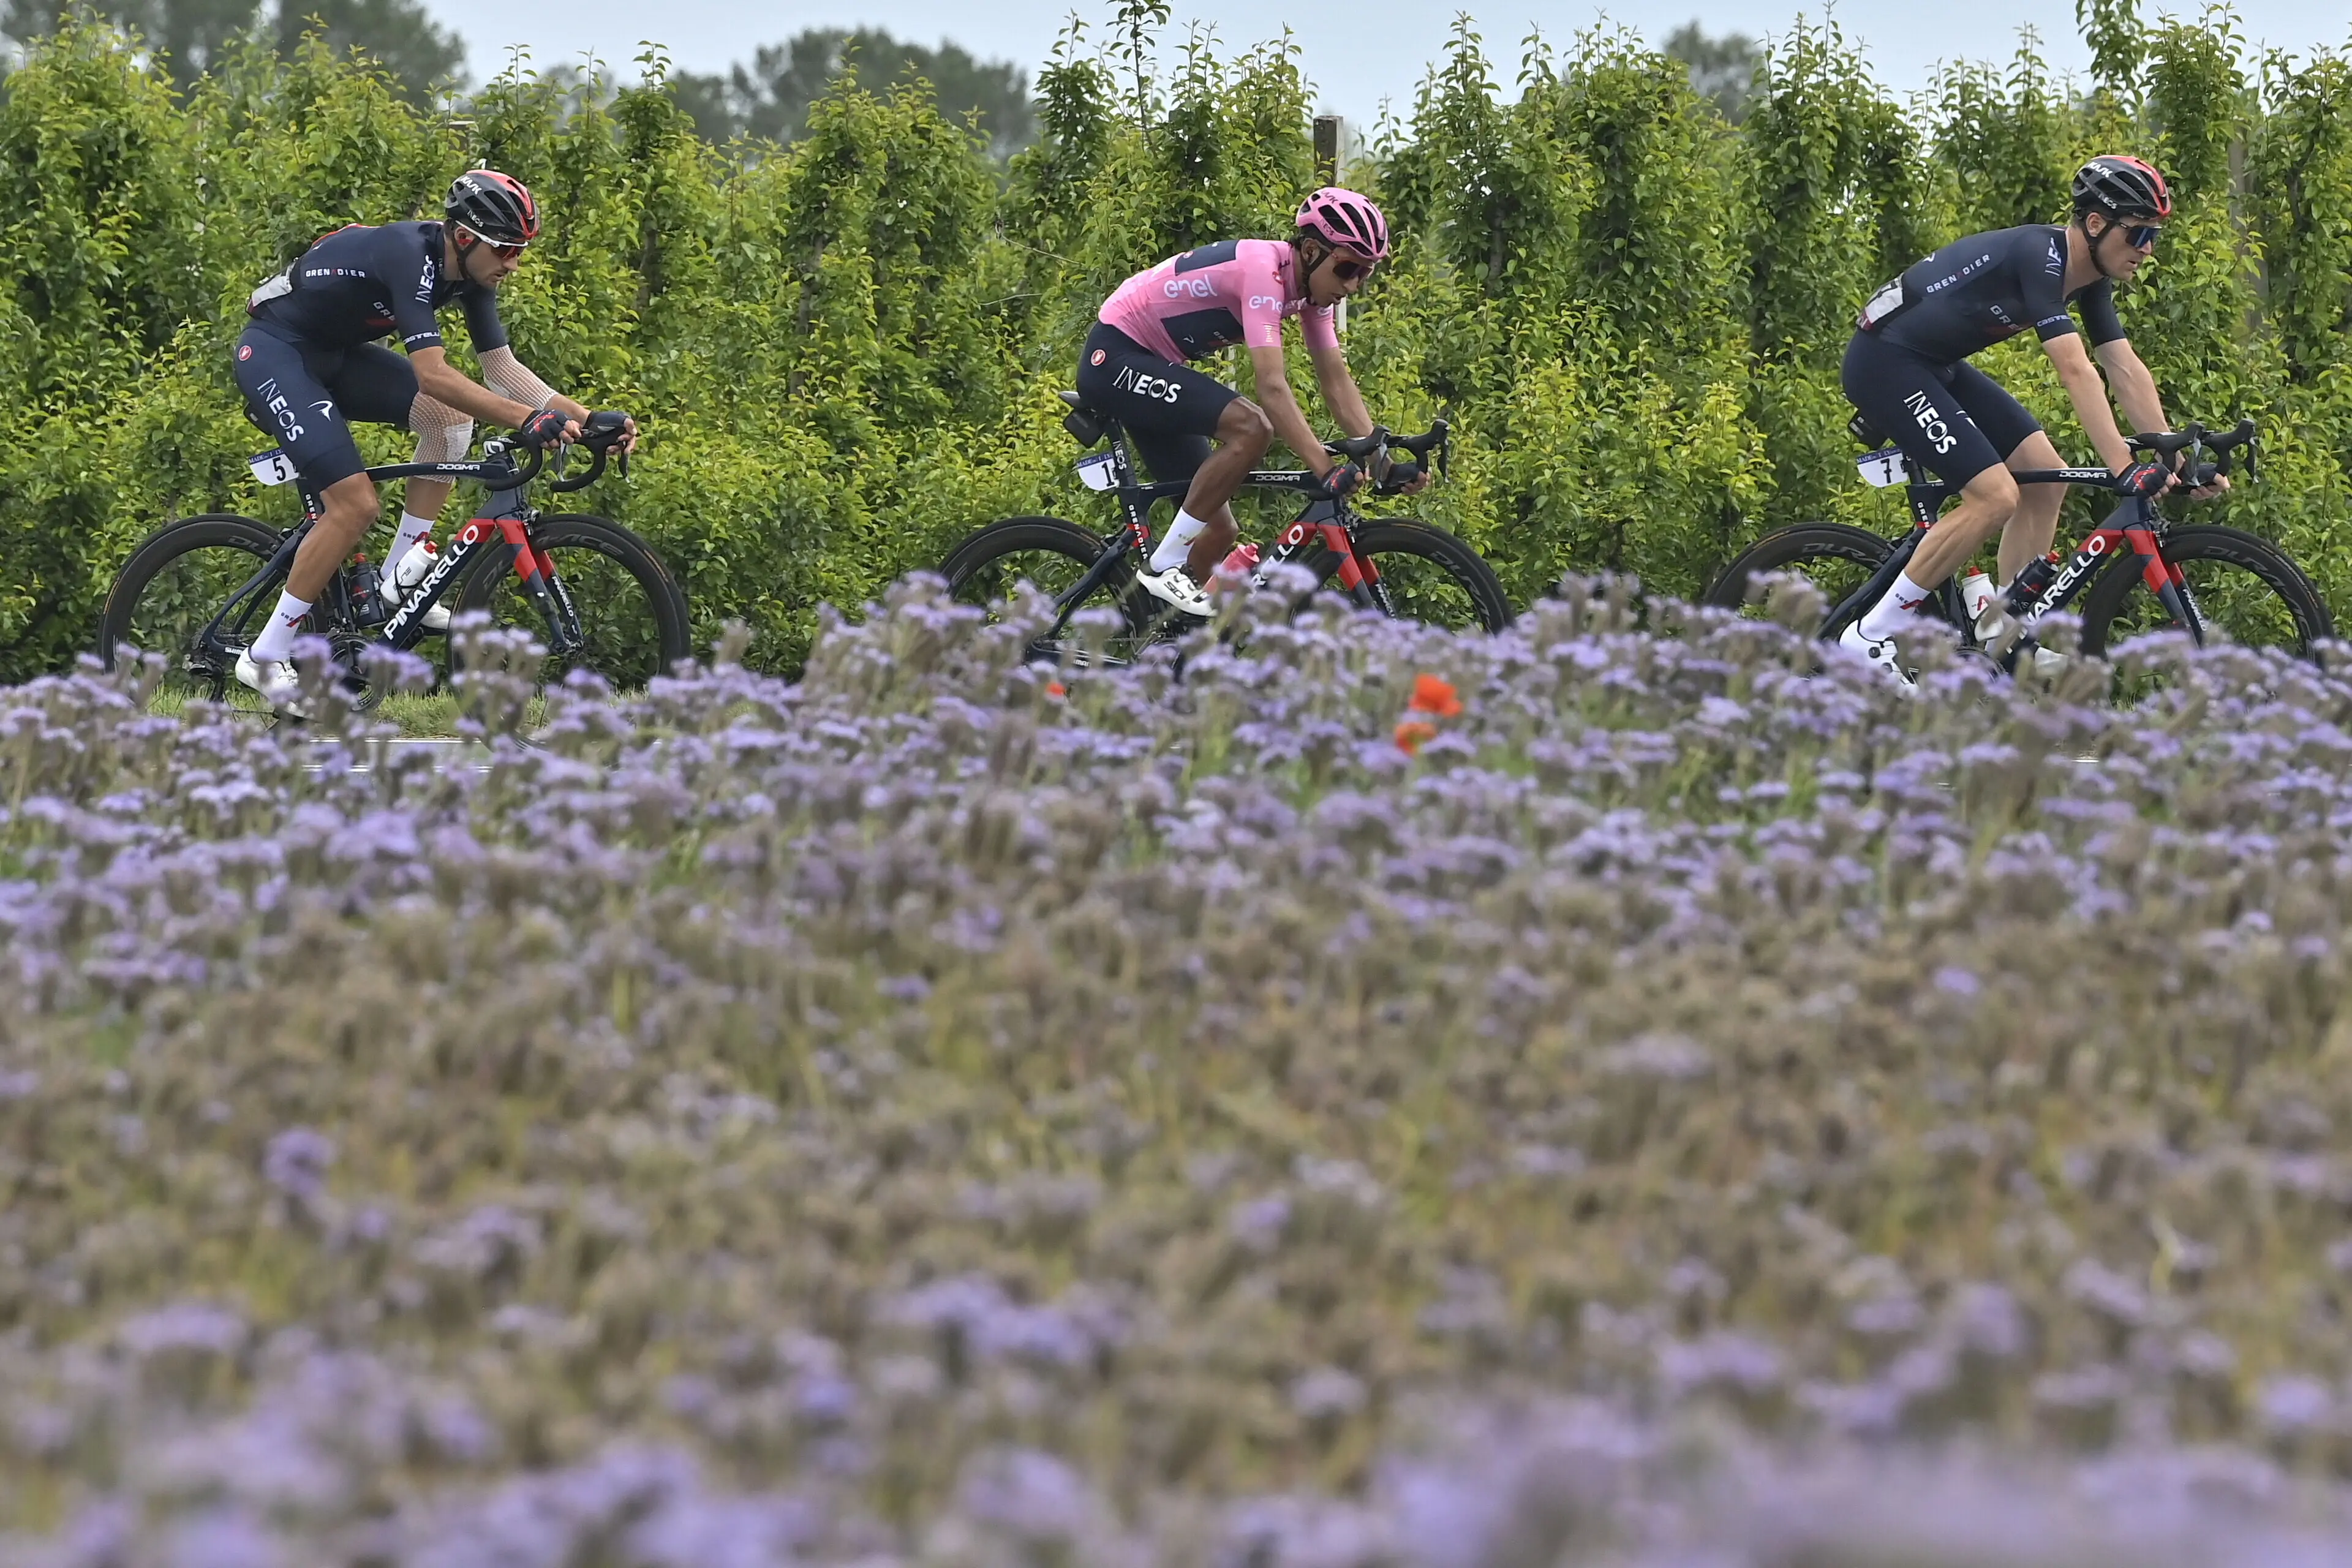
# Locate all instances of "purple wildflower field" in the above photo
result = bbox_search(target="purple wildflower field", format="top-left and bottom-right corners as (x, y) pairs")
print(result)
(9, 575), (2352, 1564)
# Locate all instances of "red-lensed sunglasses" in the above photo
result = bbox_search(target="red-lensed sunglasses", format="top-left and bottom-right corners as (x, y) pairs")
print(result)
(459, 225), (529, 260)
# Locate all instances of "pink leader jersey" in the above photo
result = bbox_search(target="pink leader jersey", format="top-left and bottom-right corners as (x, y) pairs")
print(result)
(1098, 238), (1340, 364)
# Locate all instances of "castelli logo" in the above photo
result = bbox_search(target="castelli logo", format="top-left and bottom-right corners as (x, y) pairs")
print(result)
(237, 345), (252, 361)
(1090, 349), (1107, 366)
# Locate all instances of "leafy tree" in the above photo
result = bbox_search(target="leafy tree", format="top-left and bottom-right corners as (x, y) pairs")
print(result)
(4, 0), (258, 81)
(6, 5), (2352, 682)
(274, 0), (459, 99)
(673, 27), (1033, 159)
(1663, 19), (1758, 122)
(1, 0), (461, 96)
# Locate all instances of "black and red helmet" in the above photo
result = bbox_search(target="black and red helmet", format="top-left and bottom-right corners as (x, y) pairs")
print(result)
(446, 169), (540, 247)
(2073, 155), (2173, 222)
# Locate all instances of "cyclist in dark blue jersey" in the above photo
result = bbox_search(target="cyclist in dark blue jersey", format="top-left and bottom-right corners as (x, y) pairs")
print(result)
(230, 170), (637, 706)
(1838, 155), (2225, 679)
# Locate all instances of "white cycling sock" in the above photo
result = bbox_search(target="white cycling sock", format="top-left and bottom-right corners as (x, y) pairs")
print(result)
(386, 513), (436, 581)
(1149, 508), (1212, 574)
(249, 590), (313, 662)
(1858, 570), (1936, 642)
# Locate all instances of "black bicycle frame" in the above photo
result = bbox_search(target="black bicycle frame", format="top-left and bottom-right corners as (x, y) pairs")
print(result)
(195, 444), (588, 674)
(1035, 418), (1382, 645)
(1823, 457), (2157, 643)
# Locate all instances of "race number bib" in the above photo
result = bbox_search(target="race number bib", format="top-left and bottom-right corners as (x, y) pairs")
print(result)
(1857, 279), (1907, 330)
(247, 449), (297, 486)
(1855, 447), (1907, 488)
(1074, 452), (1117, 492)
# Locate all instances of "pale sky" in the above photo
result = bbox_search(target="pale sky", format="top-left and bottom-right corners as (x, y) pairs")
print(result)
(420, 1), (2352, 129)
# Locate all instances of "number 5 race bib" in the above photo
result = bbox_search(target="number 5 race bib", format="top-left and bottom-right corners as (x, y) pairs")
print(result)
(247, 449), (297, 486)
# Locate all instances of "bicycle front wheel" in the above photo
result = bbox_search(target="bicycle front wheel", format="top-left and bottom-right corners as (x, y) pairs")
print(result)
(2078, 525), (2332, 661)
(453, 513), (693, 695)
(96, 513), (288, 718)
(1305, 521), (1514, 633)
(1702, 523), (1896, 635)
(938, 515), (1160, 663)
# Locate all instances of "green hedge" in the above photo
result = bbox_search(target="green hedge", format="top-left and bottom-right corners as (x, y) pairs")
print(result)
(3, 6), (2350, 680)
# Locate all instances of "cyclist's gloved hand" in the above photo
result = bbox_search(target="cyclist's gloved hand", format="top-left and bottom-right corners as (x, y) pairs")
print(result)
(1321, 461), (1363, 499)
(2116, 459), (2173, 498)
(518, 408), (571, 451)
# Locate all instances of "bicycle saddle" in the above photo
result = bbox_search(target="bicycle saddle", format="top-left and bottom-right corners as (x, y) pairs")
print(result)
(1058, 390), (1108, 449)
(1847, 410), (1890, 449)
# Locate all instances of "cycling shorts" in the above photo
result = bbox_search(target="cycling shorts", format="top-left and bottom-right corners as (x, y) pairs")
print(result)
(232, 322), (420, 491)
(1074, 323), (1240, 484)
(1841, 330), (2042, 489)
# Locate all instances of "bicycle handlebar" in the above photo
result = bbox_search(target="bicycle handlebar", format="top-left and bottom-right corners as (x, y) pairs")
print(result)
(546, 411), (633, 493)
(366, 412), (632, 494)
(1312, 420), (1450, 499)
(2128, 418), (2258, 482)
(481, 440), (544, 491)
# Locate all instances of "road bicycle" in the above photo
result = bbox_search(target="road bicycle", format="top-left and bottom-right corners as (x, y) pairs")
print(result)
(1703, 417), (2331, 670)
(938, 391), (1512, 663)
(98, 414), (692, 717)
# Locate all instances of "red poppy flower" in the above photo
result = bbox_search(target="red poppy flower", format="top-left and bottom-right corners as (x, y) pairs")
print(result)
(1409, 674), (1463, 718)
(1395, 718), (1438, 755)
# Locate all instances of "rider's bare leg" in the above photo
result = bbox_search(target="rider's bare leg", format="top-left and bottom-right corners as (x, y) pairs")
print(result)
(246, 473), (382, 666)
(1900, 464), (2022, 593)
(1996, 430), (2065, 587)
(1853, 462), (2019, 643)
(286, 473), (383, 602)
(1167, 399), (1271, 579)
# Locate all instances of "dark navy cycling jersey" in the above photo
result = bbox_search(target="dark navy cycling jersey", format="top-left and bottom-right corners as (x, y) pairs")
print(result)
(248, 221), (508, 355)
(1860, 224), (2126, 365)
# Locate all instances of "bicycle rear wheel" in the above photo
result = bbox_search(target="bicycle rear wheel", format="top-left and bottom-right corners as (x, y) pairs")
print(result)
(2078, 525), (2332, 662)
(1304, 520), (1513, 632)
(938, 515), (1162, 664)
(96, 513), (287, 718)
(452, 513), (693, 696)
(1702, 523), (1896, 635)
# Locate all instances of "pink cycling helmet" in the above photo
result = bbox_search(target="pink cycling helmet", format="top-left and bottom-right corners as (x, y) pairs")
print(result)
(1295, 186), (1390, 263)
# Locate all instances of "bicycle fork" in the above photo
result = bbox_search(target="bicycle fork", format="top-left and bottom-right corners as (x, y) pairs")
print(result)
(2020, 511), (2194, 630)
(391, 502), (584, 658)
(1253, 503), (1391, 614)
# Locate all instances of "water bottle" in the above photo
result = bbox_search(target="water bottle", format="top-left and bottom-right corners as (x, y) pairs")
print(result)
(387, 537), (438, 604)
(347, 555), (386, 624)
(2001, 551), (2063, 617)
(1959, 570), (1997, 637)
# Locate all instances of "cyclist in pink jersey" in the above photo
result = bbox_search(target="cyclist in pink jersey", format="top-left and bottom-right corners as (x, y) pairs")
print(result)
(1076, 187), (1412, 614)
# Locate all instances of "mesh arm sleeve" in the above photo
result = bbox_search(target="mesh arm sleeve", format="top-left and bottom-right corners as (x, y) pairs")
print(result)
(407, 389), (475, 464)
(480, 346), (559, 413)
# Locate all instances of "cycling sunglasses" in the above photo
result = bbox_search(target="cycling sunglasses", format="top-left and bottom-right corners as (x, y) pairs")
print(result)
(459, 224), (530, 260)
(1330, 255), (1378, 282)
(2110, 221), (2162, 250)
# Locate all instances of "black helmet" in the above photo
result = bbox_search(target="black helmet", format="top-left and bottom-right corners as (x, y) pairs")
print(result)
(445, 169), (540, 247)
(2072, 155), (2173, 222)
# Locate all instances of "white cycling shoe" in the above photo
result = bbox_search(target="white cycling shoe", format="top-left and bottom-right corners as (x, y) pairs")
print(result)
(1136, 564), (1213, 619)
(380, 582), (451, 631)
(1838, 621), (1915, 687)
(233, 651), (309, 717)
